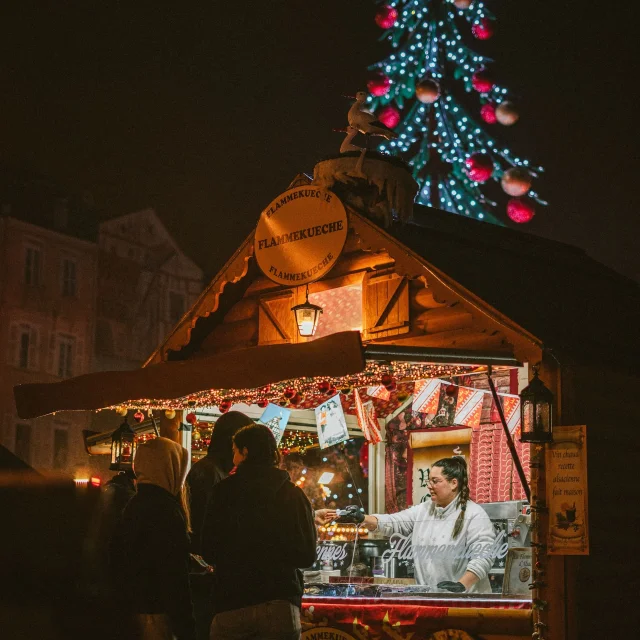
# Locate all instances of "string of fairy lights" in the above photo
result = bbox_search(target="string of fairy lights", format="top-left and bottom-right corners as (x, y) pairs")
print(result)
(107, 360), (473, 414)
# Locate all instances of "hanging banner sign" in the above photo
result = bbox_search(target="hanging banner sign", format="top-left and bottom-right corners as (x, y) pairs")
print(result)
(546, 425), (589, 555)
(255, 186), (348, 286)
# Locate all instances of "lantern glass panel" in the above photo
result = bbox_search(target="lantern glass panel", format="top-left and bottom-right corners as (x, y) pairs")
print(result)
(293, 304), (322, 337)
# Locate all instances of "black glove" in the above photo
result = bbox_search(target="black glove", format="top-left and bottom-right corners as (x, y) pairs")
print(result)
(437, 581), (466, 593)
(336, 505), (365, 524)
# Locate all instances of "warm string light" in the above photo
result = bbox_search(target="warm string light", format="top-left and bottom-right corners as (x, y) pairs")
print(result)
(318, 524), (368, 542)
(370, 0), (546, 222)
(106, 361), (472, 412)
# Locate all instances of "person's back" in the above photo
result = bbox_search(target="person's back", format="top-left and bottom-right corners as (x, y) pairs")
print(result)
(201, 423), (316, 640)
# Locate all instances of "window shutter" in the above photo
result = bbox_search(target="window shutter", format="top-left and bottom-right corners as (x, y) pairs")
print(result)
(258, 291), (296, 345)
(28, 327), (39, 370)
(362, 270), (410, 340)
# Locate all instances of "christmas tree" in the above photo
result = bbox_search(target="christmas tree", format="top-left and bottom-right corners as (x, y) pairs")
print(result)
(366, 0), (545, 225)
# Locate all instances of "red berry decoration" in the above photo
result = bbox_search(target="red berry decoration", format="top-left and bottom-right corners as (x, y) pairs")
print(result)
(375, 4), (398, 29)
(283, 387), (297, 400)
(219, 400), (232, 414)
(377, 104), (401, 128)
(480, 103), (497, 124)
(186, 411), (197, 425)
(465, 153), (494, 182)
(472, 68), (494, 93)
(445, 384), (458, 396)
(367, 73), (391, 97)
(472, 18), (494, 40)
(317, 380), (331, 393)
(507, 197), (535, 224)
(290, 393), (303, 406)
(133, 410), (145, 423)
(256, 399), (269, 409)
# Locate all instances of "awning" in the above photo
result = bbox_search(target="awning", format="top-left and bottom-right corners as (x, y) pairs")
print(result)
(14, 331), (366, 419)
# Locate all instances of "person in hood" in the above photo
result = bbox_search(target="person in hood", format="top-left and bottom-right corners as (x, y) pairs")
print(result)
(186, 411), (254, 640)
(109, 437), (196, 640)
(201, 423), (316, 640)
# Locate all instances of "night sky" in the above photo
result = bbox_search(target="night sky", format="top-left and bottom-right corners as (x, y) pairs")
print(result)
(1, 2), (638, 280)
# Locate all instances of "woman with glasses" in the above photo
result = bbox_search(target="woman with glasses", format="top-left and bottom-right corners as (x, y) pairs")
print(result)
(337, 456), (495, 593)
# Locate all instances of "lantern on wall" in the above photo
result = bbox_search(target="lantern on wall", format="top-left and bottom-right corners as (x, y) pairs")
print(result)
(520, 369), (554, 443)
(291, 285), (323, 337)
(110, 419), (137, 471)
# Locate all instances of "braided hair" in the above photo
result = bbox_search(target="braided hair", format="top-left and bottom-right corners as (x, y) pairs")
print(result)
(432, 456), (470, 540)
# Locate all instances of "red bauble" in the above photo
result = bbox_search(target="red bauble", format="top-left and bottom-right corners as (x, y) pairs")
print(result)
(327, 386), (338, 397)
(507, 197), (535, 224)
(472, 18), (495, 40)
(375, 4), (398, 29)
(385, 381), (397, 392)
(480, 103), (497, 124)
(317, 380), (331, 393)
(377, 104), (401, 128)
(219, 401), (232, 414)
(290, 393), (303, 406)
(465, 153), (494, 182)
(472, 68), (494, 93)
(256, 399), (269, 408)
(381, 374), (394, 387)
(283, 387), (297, 400)
(445, 384), (457, 396)
(367, 73), (391, 97)
(186, 411), (197, 425)
(133, 410), (145, 424)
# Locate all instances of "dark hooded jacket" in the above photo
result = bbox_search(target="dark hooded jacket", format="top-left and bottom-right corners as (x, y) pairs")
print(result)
(201, 463), (317, 614)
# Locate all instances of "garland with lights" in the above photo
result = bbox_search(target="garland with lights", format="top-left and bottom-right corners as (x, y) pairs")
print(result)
(368, 0), (546, 224)
(109, 360), (472, 413)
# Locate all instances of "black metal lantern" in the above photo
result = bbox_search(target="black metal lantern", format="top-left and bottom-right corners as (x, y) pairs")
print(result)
(291, 285), (323, 337)
(110, 418), (137, 471)
(520, 369), (554, 443)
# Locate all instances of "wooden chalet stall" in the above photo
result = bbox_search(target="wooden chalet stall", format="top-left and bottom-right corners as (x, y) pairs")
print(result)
(14, 157), (640, 640)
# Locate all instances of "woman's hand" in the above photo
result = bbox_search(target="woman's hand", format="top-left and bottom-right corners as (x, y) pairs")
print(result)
(314, 509), (338, 526)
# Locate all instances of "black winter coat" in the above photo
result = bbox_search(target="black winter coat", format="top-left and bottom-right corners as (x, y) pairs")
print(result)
(201, 463), (317, 614)
(109, 484), (196, 640)
(186, 456), (226, 554)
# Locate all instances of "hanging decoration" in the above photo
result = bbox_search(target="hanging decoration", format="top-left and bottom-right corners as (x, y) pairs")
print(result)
(480, 102), (497, 124)
(377, 104), (401, 128)
(465, 153), (494, 182)
(353, 388), (382, 444)
(495, 100), (520, 126)
(501, 167), (532, 196)
(472, 17), (495, 40)
(133, 411), (145, 424)
(507, 197), (536, 223)
(415, 78), (441, 104)
(374, 4), (398, 29)
(367, 72), (391, 96)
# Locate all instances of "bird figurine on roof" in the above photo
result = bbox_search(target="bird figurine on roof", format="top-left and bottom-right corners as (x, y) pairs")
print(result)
(347, 91), (399, 141)
(335, 125), (363, 153)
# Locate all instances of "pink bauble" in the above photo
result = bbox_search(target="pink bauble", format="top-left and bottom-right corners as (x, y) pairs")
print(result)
(501, 168), (532, 197)
(496, 101), (520, 126)
(378, 104), (401, 128)
(367, 73), (391, 97)
(480, 103), (497, 124)
(472, 68), (494, 93)
(472, 17), (495, 40)
(465, 153), (494, 182)
(375, 5), (398, 29)
(415, 78), (441, 104)
(507, 197), (535, 223)
(453, 0), (472, 8)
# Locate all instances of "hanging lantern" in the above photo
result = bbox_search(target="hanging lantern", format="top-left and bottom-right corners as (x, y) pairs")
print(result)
(110, 419), (137, 471)
(291, 285), (323, 337)
(520, 369), (554, 443)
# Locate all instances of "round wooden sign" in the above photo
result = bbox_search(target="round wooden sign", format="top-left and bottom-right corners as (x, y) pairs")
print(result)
(254, 186), (347, 286)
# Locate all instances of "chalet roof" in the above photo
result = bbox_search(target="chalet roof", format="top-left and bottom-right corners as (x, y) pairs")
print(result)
(145, 191), (640, 371)
(403, 205), (640, 369)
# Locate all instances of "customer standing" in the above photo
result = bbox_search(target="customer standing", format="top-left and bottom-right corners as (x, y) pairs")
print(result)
(186, 411), (254, 640)
(201, 423), (317, 640)
(110, 437), (195, 640)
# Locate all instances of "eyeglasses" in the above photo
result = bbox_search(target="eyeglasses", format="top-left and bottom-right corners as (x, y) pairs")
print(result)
(426, 477), (444, 486)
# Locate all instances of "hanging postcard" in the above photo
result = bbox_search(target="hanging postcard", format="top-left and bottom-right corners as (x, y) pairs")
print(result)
(258, 403), (291, 445)
(315, 393), (350, 449)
